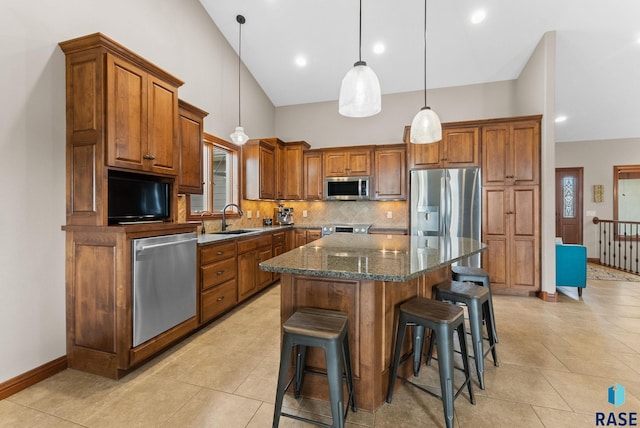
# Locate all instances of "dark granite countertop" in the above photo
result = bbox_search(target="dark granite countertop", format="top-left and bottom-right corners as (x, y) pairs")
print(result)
(259, 233), (487, 282)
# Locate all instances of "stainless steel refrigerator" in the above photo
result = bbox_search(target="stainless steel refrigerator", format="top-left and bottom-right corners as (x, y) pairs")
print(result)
(410, 168), (481, 267)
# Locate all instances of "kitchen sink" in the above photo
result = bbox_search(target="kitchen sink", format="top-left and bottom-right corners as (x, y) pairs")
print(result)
(215, 229), (254, 235)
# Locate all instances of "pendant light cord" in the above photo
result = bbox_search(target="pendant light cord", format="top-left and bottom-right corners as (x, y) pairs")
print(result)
(423, 0), (427, 107)
(358, 0), (362, 62)
(238, 17), (242, 127)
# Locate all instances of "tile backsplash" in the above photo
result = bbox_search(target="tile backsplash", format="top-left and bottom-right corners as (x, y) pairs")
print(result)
(178, 196), (408, 232)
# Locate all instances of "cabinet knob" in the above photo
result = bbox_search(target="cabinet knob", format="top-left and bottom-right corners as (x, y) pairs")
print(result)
(216, 296), (225, 302)
(216, 251), (224, 255)
(216, 270), (224, 275)
(143, 154), (156, 160)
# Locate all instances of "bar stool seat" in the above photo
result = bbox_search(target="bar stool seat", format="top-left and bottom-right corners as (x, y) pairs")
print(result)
(387, 297), (474, 428)
(451, 265), (499, 343)
(431, 280), (498, 390)
(273, 307), (356, 428)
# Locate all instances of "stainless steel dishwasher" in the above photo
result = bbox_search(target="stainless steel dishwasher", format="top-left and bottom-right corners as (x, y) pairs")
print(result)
(132, 232), (197, 347)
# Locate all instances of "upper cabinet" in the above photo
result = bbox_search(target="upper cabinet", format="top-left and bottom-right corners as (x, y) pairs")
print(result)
(373, 145), (406, 200)
(243, 138), (310, 200)
(482, 120), (540, 186)
(59, 33), (184, 226)
(303, 150), (324, 201)
(177, 100), (208, 194)
(324, 148), (372, 177)
(407, 125), (479, 169)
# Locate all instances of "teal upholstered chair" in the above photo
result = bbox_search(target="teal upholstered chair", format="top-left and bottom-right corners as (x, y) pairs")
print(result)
(556, 243), (587, 296)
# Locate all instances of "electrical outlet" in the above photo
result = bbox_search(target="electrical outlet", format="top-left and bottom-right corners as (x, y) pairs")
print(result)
(257, 210), (260, 218)
(247, 210), (252, 219)
(303, 210), (308, 218)
(386, 211), (393, 219)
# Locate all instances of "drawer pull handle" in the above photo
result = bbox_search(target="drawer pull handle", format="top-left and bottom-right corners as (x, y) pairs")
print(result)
(216, 271), (224, 275)
(216, 251), (224, 255)
(216, 296), (225, 302)
(143, 154), (156, 160)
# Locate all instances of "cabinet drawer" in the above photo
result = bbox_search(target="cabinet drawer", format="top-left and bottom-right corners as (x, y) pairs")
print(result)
(201, 257), (237, 290)
(201, 279), (237, 322)
(201, 241), (236, 264)
(237, 234), (272, 253)
(272, 231), (286, 245)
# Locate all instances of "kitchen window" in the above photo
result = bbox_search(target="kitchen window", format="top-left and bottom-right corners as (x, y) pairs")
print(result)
(187, 133), (240, 219)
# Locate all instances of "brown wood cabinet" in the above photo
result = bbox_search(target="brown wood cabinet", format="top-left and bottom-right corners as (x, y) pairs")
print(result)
(271, 231), (287, 281)
(324, 148), (372, 177)
(63, 223), (196, 379)
(60, 33), (183, 226)
(373, 144), (406, 200)
(281, 141), (311, 200)
(407, 125), (479, 169)
(303, 150), (324, 200)
(199, 241), (238, 323)
(480, 115), (542, 296)
(293, 228), (322, 248)
(177, 100), (208, 194)
(482, 121), (540, 186)
(237, 234), (274, 302)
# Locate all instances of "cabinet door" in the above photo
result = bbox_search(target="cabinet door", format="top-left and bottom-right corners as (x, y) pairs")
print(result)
(256, 246), (273, 290)
(106, 54), (147, 171)
(282, 144), (304, 200)
(294, 229), (307, 248)
(177, 101), (206, 194)
(511, 121), (540, 185)
(146, 75), (178, 175)
(482, 125), (509, 186)
(482, 187), (509, 290)
(410, 140), (442, 169)
(347, 150), (371, 176)
(510, 186), (539, 291)
(324, 152), (349, 177)
(304, 152), (323, 200)
(237, 251), (258, 302)
(373, 147), (406, 200)
(276, 142), (285, 199)
(259, 145), (276, 199)
(443, 127), (479, 167)
(306, 229), (322, 242)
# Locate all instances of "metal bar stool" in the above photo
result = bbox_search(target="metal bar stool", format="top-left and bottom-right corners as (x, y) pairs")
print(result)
(429, 280), (498, 390)
(386, 297), (475, 428)
(452, 265), (499, 343)
(273, 307), (356, 428)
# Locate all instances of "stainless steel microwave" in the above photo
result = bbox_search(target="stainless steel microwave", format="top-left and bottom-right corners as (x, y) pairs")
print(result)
(324, 176), (369, 200)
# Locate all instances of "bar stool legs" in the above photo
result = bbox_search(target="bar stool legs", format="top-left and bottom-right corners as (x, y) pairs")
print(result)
(452, 265), (499, 343)
(387, 297), (475, 428)
(273, 308), (356, 428)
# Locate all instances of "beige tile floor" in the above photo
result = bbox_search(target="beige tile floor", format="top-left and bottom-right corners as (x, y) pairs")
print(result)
(2, 276), (639, 427)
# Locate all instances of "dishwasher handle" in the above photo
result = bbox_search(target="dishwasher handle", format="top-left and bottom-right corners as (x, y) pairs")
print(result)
(137, 238), (198, 253)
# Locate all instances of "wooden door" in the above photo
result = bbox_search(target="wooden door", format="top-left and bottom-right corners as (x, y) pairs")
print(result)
(443, 127), (479, 167)
(410, 141), (442, 169)
(373, 147), (406, 200)
(304, 151), (323, 200)
(482, 125), (509, 185)
(555, 167), (584, 244)
(147, 75), (178, 175)
(324, 152), (349, 176)
(347, 150), (371, 176)
(256, 246), (274, 289)
(282, 145), (304, 200)
(106, 54), (147, 171)
(177, 101), (205, 194)
(294, 229), (307, 248)
(482, 187), (509, 289)
(237, 251), (258, 301)
(511, 186), (540, 291)
(276, 142), (285, 199)
(511, 121), (540, 185)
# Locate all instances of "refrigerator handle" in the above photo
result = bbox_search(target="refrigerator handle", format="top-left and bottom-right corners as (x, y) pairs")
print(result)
(445, 175), (453, 235)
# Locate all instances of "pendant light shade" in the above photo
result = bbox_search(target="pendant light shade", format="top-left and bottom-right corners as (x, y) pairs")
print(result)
(410, 0), (442, 144)
(338, 0), (381, 118)
(230, 14), (249, 145)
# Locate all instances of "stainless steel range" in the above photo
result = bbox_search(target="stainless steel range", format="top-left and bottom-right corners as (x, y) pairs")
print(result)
(321, 223), (371, 236)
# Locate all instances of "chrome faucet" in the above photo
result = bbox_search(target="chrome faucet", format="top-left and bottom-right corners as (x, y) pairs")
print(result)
(221, 203), (243, 231)
(200, 211), (212, 234)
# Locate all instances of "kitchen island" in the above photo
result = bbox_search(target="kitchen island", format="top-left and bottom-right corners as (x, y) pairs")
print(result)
(260, 233), (486, 411)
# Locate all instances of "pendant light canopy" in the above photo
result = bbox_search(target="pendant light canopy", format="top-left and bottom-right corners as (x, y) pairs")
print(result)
(338, 0), (381, 118)
(410, 0), (442, 144)
(230, 14), (249, 146)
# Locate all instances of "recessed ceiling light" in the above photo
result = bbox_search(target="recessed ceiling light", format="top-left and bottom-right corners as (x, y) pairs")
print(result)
(555, 115), (568, 123)
(373, 42), (385, 55)
(295, 56), (307, 67)
(470, 9), (486, 24)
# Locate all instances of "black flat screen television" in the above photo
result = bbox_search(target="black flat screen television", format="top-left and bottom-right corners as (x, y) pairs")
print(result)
(108, 173), (170, 224)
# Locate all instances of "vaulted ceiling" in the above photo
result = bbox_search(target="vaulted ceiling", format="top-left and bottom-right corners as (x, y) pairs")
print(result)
(200, 0), (640, 143)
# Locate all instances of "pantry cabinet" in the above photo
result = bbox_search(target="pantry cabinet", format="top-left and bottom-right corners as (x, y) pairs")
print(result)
(482, 121), (540, 186)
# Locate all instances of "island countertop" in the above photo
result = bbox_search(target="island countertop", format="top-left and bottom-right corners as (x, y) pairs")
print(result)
(260, 233), (487, 282)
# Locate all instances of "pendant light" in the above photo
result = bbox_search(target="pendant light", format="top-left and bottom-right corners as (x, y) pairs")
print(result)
(230, 14), (249, 145)
(338, 0), (381, 117)
(410, 0), (442, 144)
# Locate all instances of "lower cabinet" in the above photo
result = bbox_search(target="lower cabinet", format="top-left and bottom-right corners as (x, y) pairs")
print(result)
(199, 241), (238, 323)
(272, 231), (287, 281)
(293, 228), (322, 248)
(237, 234), (274, 302)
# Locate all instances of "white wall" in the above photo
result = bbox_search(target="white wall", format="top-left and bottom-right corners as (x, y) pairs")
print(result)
(0, 0), (274, 383)
(556, 138), (640, 258)
(275, 80), (517, 148)
(514, 31), (557, 296)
